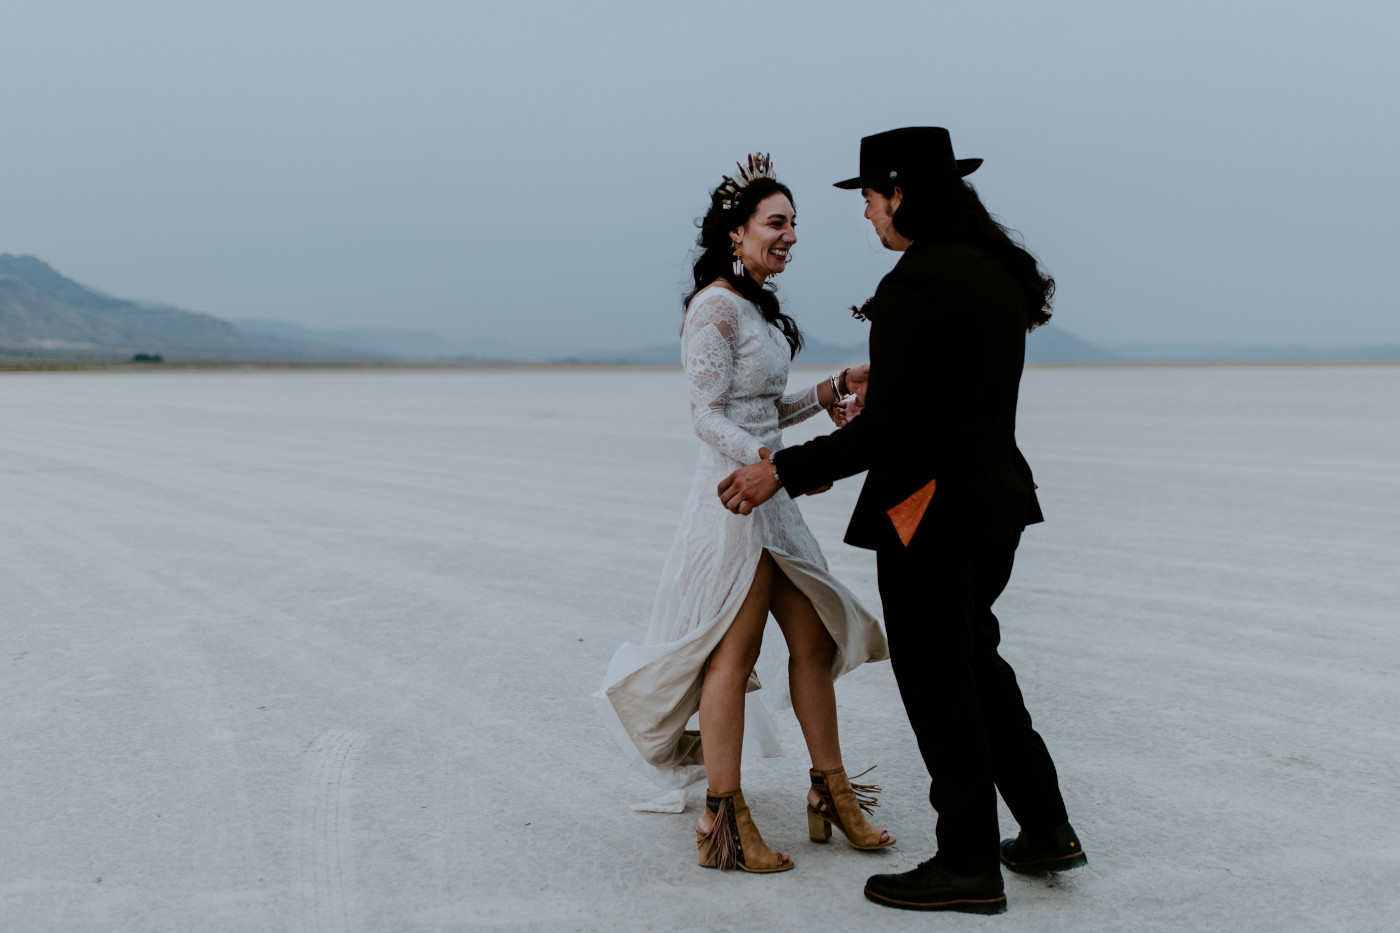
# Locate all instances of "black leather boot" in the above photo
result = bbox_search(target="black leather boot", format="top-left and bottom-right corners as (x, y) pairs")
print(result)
(999, 821), (1087, 873)
(864, 859), (1007, 914)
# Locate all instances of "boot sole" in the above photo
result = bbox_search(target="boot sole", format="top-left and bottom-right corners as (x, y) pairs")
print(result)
(699, 861), (796, 873)
(864, 887), (1007, 914)
(1000, 851), (1088, 874)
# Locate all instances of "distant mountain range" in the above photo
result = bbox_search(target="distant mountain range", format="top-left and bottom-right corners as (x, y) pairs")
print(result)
(0, 253), (532, 362)
(0, 254), (368, 362)
(3, 253), (1395, 364)
(234, 319), (523, 361)
(1104, 340), (1400, 363)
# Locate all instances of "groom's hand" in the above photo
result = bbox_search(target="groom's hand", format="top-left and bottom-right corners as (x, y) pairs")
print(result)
(845, 363), (870, 406)
(717, 450), (781, 516)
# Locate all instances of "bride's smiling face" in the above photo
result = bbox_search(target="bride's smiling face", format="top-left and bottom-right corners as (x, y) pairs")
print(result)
(732, 193), (796, 282)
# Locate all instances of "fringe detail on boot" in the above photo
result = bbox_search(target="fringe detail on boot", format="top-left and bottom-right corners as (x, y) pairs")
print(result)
(809, 765), (895, 850)
(847, 765), (883, 816)
(699, 796), (740, 870)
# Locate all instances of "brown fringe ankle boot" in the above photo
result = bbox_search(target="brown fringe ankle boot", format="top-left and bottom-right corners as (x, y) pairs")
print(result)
(807, 766), (896, 850)
(696, 789), (794, 873)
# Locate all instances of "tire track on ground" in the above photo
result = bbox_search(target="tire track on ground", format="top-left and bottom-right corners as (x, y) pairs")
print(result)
(294, 730), (366, 933)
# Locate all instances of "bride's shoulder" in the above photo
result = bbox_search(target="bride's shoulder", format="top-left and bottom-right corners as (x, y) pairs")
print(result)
(683, 285), (751, 342)
(686, 283), (746, 318)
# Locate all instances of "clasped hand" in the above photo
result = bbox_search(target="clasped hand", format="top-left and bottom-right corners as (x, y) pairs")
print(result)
(718, 365), (866, 515)
(717, 448), (781, 516)
(718, 448), (832, 515)
(825, 362), (869, 427)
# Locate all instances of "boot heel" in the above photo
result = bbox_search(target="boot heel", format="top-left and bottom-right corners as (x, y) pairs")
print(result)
(807, 806), (832, 842)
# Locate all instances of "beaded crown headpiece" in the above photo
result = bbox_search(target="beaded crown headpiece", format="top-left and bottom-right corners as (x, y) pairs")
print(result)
(718, 153), (775, 210)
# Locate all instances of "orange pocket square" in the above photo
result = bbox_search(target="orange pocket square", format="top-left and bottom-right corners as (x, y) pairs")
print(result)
(886, 478), (937, 547)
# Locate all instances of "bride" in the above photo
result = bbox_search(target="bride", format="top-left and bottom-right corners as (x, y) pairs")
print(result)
(596, 154), (894, 873)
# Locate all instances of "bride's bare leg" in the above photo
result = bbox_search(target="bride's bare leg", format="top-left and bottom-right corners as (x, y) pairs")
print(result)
(770, 566), (891, 844)
(696, 552), (790, 864)
(699, 551), (772, 799)
(769, 567), (841, 769)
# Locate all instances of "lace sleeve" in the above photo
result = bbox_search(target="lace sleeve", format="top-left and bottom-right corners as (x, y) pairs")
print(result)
(683, 292), (765, 464)
(777, 383), (823, 428)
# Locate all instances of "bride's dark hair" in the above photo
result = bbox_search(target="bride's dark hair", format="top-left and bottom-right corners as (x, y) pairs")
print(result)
(684, 176), (803, 359)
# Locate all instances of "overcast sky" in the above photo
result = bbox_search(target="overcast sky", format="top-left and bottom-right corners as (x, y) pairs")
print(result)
(3, 1), (1397, 356)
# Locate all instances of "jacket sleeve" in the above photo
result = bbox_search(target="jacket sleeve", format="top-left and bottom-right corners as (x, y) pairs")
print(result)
(773, 267), (936, 494)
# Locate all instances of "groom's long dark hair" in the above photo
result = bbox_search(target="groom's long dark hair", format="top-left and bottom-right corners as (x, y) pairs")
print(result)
(684, 176), (803, 359)
(868, 176), (1054, 331)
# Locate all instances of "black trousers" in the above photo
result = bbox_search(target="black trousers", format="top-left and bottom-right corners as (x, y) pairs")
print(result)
(877, 530), (1068, 873)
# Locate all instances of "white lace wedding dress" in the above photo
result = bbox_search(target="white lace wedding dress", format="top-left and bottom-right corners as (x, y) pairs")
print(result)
(594, 284), (888, 809)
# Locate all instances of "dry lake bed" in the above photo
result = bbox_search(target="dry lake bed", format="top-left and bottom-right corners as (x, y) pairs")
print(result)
(2, 363), (1397, 932)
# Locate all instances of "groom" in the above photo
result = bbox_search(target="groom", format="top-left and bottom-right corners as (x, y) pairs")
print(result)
(718, 127), (1085, 914)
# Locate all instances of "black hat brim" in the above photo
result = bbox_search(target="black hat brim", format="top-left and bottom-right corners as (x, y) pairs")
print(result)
(833, 157), (983, 189)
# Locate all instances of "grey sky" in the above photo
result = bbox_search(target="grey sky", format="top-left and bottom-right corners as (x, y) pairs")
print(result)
(3, 0), (1396, 356)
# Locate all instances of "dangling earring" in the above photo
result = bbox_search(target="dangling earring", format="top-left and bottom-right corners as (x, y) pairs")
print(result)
(732, 240), (744, 277)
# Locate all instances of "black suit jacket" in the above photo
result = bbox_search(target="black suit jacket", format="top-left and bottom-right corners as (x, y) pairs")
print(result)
(773, 237), (1043, 551)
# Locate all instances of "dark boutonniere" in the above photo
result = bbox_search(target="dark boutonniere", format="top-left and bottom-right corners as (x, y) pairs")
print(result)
(849, 296), (876, 322)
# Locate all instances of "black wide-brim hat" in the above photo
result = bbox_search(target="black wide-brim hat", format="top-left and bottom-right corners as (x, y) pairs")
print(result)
(833, 126), (981, 189)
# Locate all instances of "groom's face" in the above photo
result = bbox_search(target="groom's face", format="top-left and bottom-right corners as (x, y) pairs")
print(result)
(861, 187), (909, 251)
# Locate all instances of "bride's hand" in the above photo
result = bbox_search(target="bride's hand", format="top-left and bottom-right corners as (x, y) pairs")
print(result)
(832, 394), (862, 426)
